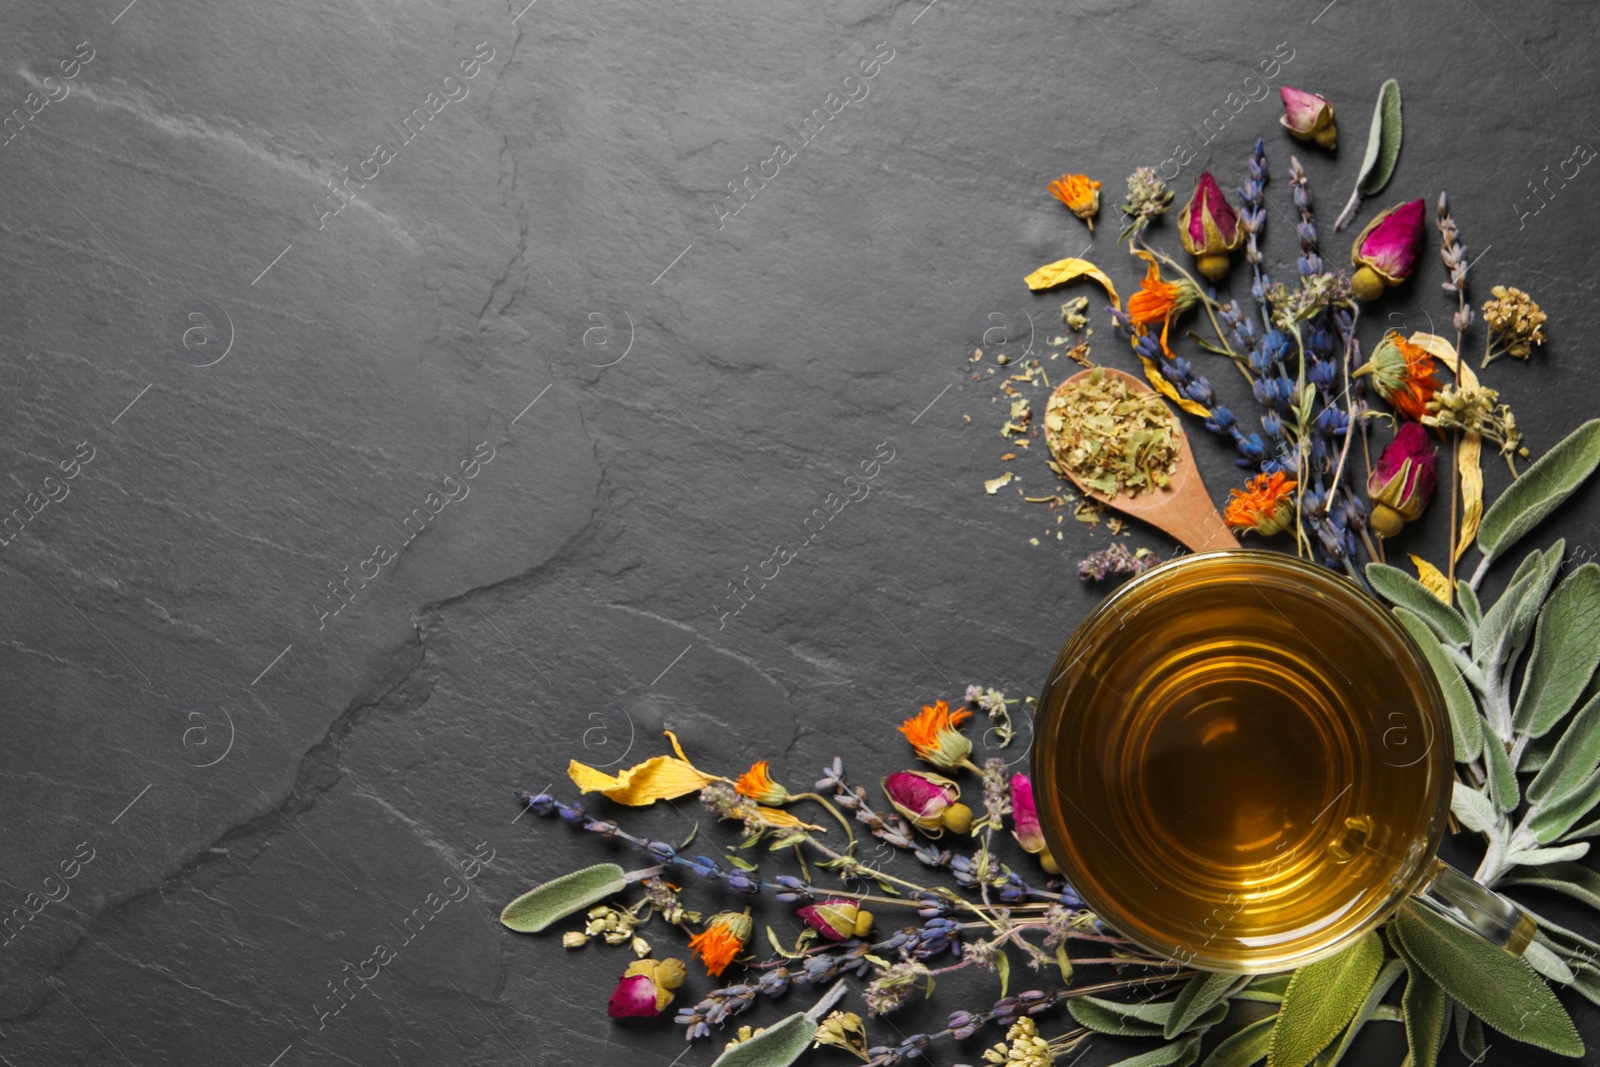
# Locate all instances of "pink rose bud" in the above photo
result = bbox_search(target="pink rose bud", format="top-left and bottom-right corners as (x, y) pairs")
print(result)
(797, 899), (874, 942)
(606, 958), (686, 1017)
(1351, 199), (1426, 301)
(1009, 774), (1061, 875)
(883, 771), (973, 836)
(1367, 421), (1438, 537)
(607, 973), (662, 1018)
(1009, 773), (1046, 854)
(1178, 172), (1244, 281)
(1279, 86), (1337, 149)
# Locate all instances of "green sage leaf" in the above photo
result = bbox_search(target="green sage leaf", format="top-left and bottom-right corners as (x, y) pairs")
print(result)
(1525, 940), (1577, 984)
(1529, 691), (1600, 806)
(1562, 815), (1600, 842)
(1110, 1037), (1201, 1067)
(1335, 79), (1401, 229)
(1309, 959), (1406, 1067)
(1068, 995), (1168, 1037)
(1457, 580), (1482, 630)
(1515, 564), (1600, 737)
(1391, 901), (1584, 1057)
(1266, 928), (1383, 1067)
(1528, 771), (1600, 843)
(1506, 842), (1590, 868)
(1478, 420), (1600, 568)
(499, 863), (625, 933)
(1569, 960), (1600, 1010)
(1453, 1000), (1488, 1063)
(1202, 1015), (1275, 1067)
(710, 1012), (816, 1067)
(1165, 970), (1238, 1039)
(1400, 959), (1449, 1067)
(1474, 544), (1562, 676)
(1394, 608), (1483, 762)
(1521, 729), (1562, 773)
(1451, 781), (1497, 834)
(1368, 563), (1470, 646)
(1484, 732), (1521, 812)
(1358, 79), (1402, 194)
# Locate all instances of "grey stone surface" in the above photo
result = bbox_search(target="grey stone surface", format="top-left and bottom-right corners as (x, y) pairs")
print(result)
(1, 0), (1596, 1063)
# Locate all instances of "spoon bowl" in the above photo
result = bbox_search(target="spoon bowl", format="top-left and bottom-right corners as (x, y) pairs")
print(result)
(1046, 366), (1239, 553)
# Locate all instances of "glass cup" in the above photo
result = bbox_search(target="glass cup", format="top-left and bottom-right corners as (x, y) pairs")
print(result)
(1032, 549), (1533, 973)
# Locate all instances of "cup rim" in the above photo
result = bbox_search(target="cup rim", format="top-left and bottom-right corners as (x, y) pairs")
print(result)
(1030, 548), (1453, 973)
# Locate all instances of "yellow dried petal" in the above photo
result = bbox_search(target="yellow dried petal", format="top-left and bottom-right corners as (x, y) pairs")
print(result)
(1023, 257), (1121, 310)
(567, 754), (717, 806)
(1408, 334), (1485, 562)
(1137, 354), (1210, 418)
(1408, 554), (1451, 603)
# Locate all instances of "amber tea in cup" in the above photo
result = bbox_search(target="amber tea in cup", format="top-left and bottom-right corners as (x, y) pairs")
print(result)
(1033, 550), (1533, 973)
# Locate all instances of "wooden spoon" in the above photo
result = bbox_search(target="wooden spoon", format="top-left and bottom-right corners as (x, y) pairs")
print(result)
(1046, 366), (1239, 553)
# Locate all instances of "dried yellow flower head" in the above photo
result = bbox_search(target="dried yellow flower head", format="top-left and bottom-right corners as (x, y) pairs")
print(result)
(982, 1017), (1053, 1067)
(813, 1011), (870, 1059)
(1481, 285), (1547, 366)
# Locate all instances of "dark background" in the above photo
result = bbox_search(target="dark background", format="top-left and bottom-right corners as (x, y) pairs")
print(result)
(2, 0), (1596, 1064)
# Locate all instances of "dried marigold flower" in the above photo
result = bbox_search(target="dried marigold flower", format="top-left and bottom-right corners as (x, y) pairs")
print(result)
(898, 700), (976, 771)
(1481, 285), (1547, 366)
(1048, 173), (1102, 230)
(1223, 470), (1298, 537)
(1355, 331), (1442, 421)
(688, 910), (751, 977)
(733, 760), (789, 805)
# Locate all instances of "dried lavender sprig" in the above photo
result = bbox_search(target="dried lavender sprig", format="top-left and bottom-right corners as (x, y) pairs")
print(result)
(1437, 191), (1474, 340)
(820, 762), (1076, 906)
(515, 791), (816, 900)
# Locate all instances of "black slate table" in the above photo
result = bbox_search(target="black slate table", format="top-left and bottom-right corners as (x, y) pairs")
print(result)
(3, 1), (1597, 1064)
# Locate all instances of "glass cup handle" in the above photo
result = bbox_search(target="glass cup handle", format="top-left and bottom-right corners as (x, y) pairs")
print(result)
(1412, 858), (1536, 954)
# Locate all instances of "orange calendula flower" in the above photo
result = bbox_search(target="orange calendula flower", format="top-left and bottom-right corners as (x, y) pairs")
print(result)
(734, 760), (790, 805)
(1126, 258), (1199, 357)
(1049, 173), (1102, 231)
(898, 700), (976, 771)
(1223, 471), (1298, 537)
(688, 909), (751, 977)
(1355, 331), (1442, 422)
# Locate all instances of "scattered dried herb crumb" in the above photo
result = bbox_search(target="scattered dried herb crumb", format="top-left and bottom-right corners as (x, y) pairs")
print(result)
(1077, 543), (1160, 582)
(1044, 368), (1180, 498)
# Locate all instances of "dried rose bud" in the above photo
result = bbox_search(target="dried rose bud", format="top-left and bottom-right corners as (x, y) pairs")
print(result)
(1178, 172), (1244, 281)
(1279, 86), (1336, 149)
(1367, 422), (1437, 538)
(797, 899), (874, 942)
(883, 770), (973, 835)
(1351, 199), (1426, 301)
(607, 957), (688, 1017)
(1008, 774), (1060, 874)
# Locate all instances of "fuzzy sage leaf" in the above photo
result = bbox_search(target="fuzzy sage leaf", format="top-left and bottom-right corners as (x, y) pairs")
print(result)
(710, 983), (847, 1067)
(1527, 691), (1600, 808)
(1514, 564), (1600, 738)
(1267, 928), (1383, 1067)
(1391, 901), (1583, 1057)
(1107, 1037), (1201, 1067)
(1399, 958), (1449, 1067)
(500, 863), (626, 933)
(1202, 1016), (1275, 1067)
(1308, 959), (1406, 1067)
(1164, 970), (1238, 1039)
(1475, 420), (1600, 577)
(1368, 563), (1470, 646)
(1334, 79), (1402, 230)
(1393, 608), (1482, 762)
